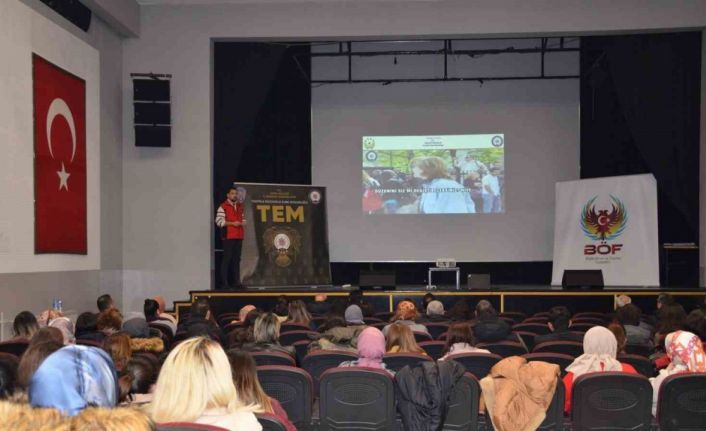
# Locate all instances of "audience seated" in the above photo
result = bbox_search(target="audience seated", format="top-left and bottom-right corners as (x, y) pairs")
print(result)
(307, 294), (332, 315)
(615, 303), (653, 348)
(150, 337), (261, 430)
(421, 300), (447, 322)
(272, 296), (289, 320)
(226, 350), (296, 431)
(447, 299), (473, 321)
(97, 309), (124, 337)
(339, 326), (394, 376)
(0, 401), (69, 430)
(177, 298), (224, 342)
(562, 326), (639, 413)
(29, 345), (118, 416)
(29, 327), (64, 347)
(11, 311), (39, 342)
(422, 293), (436, 312)
(75, 312), (105, 342)
(237, 304), (257, 323)
(472, 300), (511, 343)
(654, 303), (687, 351)
(382, 300), (429, 336)
(307, 315), (362, 352)
(615, 294), (632, 308)
(122, 317), (165, 356)
(228, 308), (261, 348)
(684, 309), (706, 341)
(103, 333), (133, 372)
(284, 300), (315, 329)
(0, 359), (16, 400)
(385, 323), (426, 354)
(607, 322), (627, 354)
(48, 316), (76, 345)
(17, 340), (63, 392)
(120, 356), (157, 406)
(439, 323), (490, 360)
(153, 295), (178, 327)
(534, 306), (583, 345)
(71, 406), (153, 431)
(240, 313), (295, 358)
(144, 299), (176, 336)
(97, 294), (116, 313)
(649, 330), (706, 415)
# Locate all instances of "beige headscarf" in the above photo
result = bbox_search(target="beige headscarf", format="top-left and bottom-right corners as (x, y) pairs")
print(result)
(238, 304), (256, 322)
(565, 326), (622, 377)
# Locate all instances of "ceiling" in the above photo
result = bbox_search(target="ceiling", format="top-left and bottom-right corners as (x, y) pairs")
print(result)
(135, 0), (440, 4)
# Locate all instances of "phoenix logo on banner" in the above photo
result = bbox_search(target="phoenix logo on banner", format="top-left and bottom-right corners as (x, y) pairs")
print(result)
(33, 54), (87, 254)
(580, 195), (627, 256)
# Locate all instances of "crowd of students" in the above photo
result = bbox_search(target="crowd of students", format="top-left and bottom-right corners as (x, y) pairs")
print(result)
(0, 291), (704, 430)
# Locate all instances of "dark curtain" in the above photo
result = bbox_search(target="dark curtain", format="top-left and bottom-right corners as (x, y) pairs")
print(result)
(580, 32), (701, 286)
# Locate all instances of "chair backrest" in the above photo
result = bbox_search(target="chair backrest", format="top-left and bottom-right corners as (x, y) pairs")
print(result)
(524, 316), (549, 324)
(617, 354), (654, 378)
(512, 323), (550, 335)
(570, 317), (605, 325)
(251, 351), (297, 367)
(534, 312), (551, 318)
(221, 321), (243, 334)
(522, 353), (574, 376)
(382, 352), (432, 373)
(514, 331), (537, 351)
(624, 343), (653, 357)
(418, 341), (447, 361)
(533, 341), (583, 357)
(279, 330), (317, 346)
(572, 312), (606, 320)
(319, 367), (396, 431)
(149, 322), (175, 342)
(446, 353), (502, 379)
(499, 312), (527, 323)
(291, 339), (310, 365)
(217, 313), (239, 327)
(657, 373), (706, 431)
(424, 323), (450, 340)
(412, 331), (433, 343)
(281, 323), (312, 333)
(157, 423), (228, 431)
(257, 365), (313, 430)
(363, 317), (383, 324)
(442, 373), (480, 431)
(572, 372), (653, 431)
(437, 331), (448, 341)
(255, 413), (287, 431)
(569, 323), (598, 333)
(0, 340), (29, 357)
(374, 312), (393, 321)
(476, 341), (527, 357)
(302, 350), (358, 396)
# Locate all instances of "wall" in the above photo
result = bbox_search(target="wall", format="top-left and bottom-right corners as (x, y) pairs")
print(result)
(0, 0), (123, 335)
(122, 1), (706, 311)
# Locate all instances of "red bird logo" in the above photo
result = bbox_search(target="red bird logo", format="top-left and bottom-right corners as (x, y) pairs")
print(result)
(581, 195), (627, 241)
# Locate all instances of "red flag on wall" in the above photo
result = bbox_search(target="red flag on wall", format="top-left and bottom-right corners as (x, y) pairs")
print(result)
(33, 54), (87, 254)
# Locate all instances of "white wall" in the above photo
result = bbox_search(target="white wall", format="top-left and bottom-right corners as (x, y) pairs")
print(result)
(122, 1), (706, 311)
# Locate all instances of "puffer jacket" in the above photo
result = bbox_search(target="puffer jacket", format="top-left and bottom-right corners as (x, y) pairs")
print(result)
(395, 360), (466, 431)
(480, 356), (559, 431)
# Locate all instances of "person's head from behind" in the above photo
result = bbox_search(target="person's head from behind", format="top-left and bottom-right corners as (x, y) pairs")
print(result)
(422, 293), (435, 309)
(318, 315), (347, 332)
(475, 300), (497, 321)
(13, 311), (39, 339)
(17, 340), (63, 389)
(273, 296), (289, 316)
(314, 294), (328, 303)
(253, 312), (280, 344)
(151, 337), (239, 423)
(426, 300), (445, 317)
(410, 156), (449, 181)
(103, 333), (132, 372)
(29, 345), (118, 416)
(70, 407), (154, 431)
(75, 312), (98, 337)
(124, 356), (157, 397)
(615, 294), (632, 308)
(664, 330), (706, 372)
(97, 309), (123, 334)
(685, 310), (706, 340)
(190, 298), (211, 321)
(658, 303), (687, 332)
(392, 300), (419, 322)
(448, 299), (471, 320)
(616, 303), (642, 327)
(444, 323), (476, 354)
(239, 304), (256, 322)
(287, 300), (311, 324)
(49, 317), (75, 345)
(548, 306), (571, 332)
(344, 305), (365, 325)
(30, 327), (64, 347)
(0, 360), (17, 399)
(385, 323), (423, 354)
(348, 290), (363, 306)
(143, 299), (160, 320)
(97, 294), (114, 313)
(355, 327), (386, 368)
(582, 326), (618, 358)
(657, 293), (674, 310)
(226, 350), (271, 413)
(607, 323), (627, 354)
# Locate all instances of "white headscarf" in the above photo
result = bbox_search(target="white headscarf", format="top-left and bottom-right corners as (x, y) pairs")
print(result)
(565, 326), (622, 377)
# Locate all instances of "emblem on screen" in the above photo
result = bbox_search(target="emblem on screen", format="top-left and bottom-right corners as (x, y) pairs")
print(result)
(363, 137), (375, 150)
(309, 190), (321, 204)
(580, 195), (627, 241)
(491, 135), (504, 147)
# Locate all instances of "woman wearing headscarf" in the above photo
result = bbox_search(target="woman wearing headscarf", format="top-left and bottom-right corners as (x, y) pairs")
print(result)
(382, 300), (429, 336)
(650, 330), (706, 415)
(339, 327), (394, 376)
(344, 304), (366, 326)
(48, 317), (75, 345)
(29, 345), (118, 416)
(562, 326), (639, 413)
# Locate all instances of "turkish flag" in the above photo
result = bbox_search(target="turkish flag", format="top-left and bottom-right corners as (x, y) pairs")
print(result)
(33, 54), (87, 254)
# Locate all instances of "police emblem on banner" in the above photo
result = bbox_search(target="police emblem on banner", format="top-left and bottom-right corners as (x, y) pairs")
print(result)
(263, 227), (302, 268)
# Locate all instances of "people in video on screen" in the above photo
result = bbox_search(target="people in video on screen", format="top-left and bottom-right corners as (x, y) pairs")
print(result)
(463, 171), (484, 212)
(379, 170), (405, 214)
(534, 306), (583, 346)
(472, 300), (510, 343)
(455, 153), (488, 178)
(481, 167), (502, 213)
(240, 312), (295, 358)
(410, 156), (475, 214)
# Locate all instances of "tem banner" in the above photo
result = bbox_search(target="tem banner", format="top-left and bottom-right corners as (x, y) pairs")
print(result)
(551, 174), (659, 286)
(238, 183), (331, 286)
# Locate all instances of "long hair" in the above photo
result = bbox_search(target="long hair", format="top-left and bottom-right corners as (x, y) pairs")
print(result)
(226, 350), (273, 414)
(286, 300), (312, 325)
(16, 341), (63, 389)
(253, 313), (281, 344)
(443, 323), (476, 354)
(102, 333), (132, 372)
(385, 323), (425, 354)
(150, 337), (248, 423)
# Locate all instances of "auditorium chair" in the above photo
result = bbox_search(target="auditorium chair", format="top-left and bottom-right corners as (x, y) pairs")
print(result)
(279, 330), (317, 346)
(413, 331), (433, 343)
(149, 322), (175, 343)
(570, 317), (605, 326)
(572, 312), (606, 320)
(370, 322), (387, 330)
(363, 317), (383, 324)
(418, 341), (446, 360)
(157, 423), (227, 431)
(437, 331), (448, 341)
(657, 373), (706, 431)
(499, 312), (527, 323)
(256, 365), (313, 430)
(486, 379), (566, 431)
(522, 353), (574, 376)
(0, 340), (29, 357)
(533, 341), (583, 357)
(251, 351), (296, 367)
(281, 323), (312, 333)
(571, 372), (652, 431)
(569, 323), (599, 333)
(291, 340), (310, 365)
(374, 311), (393, 321)
(424, 323), (450, 340)
(319, 368), (396, 431)
(311, 317), (326, 327)
(216, 313), (239, 327)
(171, 331), (189, 346)
(617, 354), (655, 378)
(221, 321), (243, 334)
(445, 352), (502, 379)
(624, 343), (653, 357)
(534, 312), (551, 318)
(382, 352), (433, 373)
(512, 323), (550, 336)
(442, 372), (480, 431)
(255, 413), (287, 431)
(476, 341), (527, 357)
(499, 316), (516, 326)
(301, 350), (358, 397)
(514, 331), (537, 351)
(75, 339), (103, 348)
(524, 316), (549, 324)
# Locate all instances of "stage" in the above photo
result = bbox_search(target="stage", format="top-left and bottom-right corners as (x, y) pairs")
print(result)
(173, 285), (706, 320)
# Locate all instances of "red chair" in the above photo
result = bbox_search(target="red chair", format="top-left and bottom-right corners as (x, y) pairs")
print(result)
(424, 323), (450, 340)
(437, 331), (448, 341)
(382, 352), (432, 373)
(279, 330), (317, 346)
(534, 312), (551, 318)
(476, 341), (527, 357)
(569, 323), (598, 333)
(222, 321), (243, 334)
(570, 317), (605, 325)
(412, 331), (433, 343)
(523, 316), (549, 324)
(280, 323), (311, 333)
(514, 331), (537, 351)
(499, 312), (527, 323)
(533, 341), (583, 357)
(512, 323), (550, 335)
(445, 352), (502, 379)
(572, 312), (606, 320)
(418, 341), (446, 360)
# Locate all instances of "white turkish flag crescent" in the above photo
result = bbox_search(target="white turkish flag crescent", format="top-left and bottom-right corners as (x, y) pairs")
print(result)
(46, 98), (76, 162)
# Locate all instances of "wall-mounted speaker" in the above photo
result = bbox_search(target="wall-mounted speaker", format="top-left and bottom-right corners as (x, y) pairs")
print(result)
(40, 0), (92, 32)
(133, 78), (171, 147)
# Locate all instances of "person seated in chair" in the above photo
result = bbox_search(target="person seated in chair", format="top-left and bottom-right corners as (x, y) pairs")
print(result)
(382, 301), (429, 337)
(615, 304), (653, 349)
(472, 300), (510, 343)
(439, 323), (489, 360)
(420, 300), (448, 323)
(177, 298), (224, 343)
(534, 306), (584, 346)
(240, 312), (295, 359)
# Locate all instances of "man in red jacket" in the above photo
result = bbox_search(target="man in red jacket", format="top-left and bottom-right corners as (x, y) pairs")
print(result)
(215, 186), (246, 289)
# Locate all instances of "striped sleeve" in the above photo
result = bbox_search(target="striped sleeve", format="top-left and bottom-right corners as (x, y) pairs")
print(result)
(215, 205), (226, 227)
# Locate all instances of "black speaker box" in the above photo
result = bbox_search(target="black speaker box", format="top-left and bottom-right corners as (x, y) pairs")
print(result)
(561, 269), (604, 289)
(359, 270), (396, 290)
(133, 79), (171, 147)
(40, 0), (92, 32)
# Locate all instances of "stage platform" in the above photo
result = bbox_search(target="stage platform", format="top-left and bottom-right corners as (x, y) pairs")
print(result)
(172, 285), (706, 320)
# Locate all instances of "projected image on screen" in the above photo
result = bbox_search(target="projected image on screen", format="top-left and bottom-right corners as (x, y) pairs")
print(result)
(362, 134), (504, 214)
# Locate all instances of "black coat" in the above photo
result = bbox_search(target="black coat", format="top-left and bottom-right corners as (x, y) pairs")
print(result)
(395, 360), (466, 431)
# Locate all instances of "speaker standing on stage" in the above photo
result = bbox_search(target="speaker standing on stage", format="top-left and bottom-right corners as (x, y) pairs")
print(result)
(215, 186), (246, 289)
